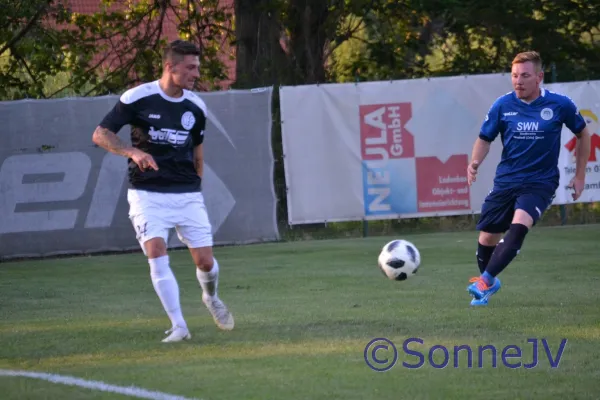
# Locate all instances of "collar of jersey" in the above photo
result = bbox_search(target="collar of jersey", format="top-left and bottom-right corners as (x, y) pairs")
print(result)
(515, 87), (546, 105)
(154, 80), (186, 103)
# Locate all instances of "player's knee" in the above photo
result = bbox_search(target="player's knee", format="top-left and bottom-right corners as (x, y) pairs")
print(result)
(504, 223), (529, 250)
(144, 237), (168, 259)
(191, 248), (214, 271)
(512, 209), (534, 228)
(195, 258), (214, 272)
(479, 231), (502, 246)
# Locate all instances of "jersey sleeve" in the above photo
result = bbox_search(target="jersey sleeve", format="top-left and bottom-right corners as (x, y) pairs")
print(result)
(99, 98), (135, 133)
(190, 95), (207, 147)
(562, 96), (586, 136)
(479, 97), (503, 142)
(190, 109), (206, 147)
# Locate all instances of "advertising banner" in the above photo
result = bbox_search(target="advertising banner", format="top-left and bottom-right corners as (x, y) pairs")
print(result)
(0, 87), (279, 259)
(280, 75), (600, 225)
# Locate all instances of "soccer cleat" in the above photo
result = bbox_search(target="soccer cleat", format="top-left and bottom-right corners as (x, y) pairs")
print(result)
(470, 297), (489, 306)
(467, 276), (501, 304)
(161, 325), (191, 343)
(203, 295), (234, 331)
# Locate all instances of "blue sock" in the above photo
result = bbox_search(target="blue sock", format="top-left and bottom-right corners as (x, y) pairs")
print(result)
(481, 271), (495, 286)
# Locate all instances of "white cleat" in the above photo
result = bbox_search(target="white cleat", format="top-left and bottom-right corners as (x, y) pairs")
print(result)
(202, 295), (234, 331)
(161, 325), (191, 343)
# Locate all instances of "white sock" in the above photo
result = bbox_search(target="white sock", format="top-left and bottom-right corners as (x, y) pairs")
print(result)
(148, 255), (187, 329)
(196, 258), (219, 299)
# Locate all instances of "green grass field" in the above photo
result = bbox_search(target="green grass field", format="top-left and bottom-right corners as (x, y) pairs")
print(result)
(1, 224), (599, 399)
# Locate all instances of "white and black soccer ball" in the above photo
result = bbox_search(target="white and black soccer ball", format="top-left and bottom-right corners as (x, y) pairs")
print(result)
(377, 239), (421, 281)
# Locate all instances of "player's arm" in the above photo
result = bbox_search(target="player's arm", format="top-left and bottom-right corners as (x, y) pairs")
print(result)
(92, 126), (135, 158)
(191, 106), (207, 179)
(467, 138), (491, 186)
(568, 126), (590, 200)
(468, 99), (502, 185)
(471, 138), (492, 166)
(194, 144), (203, 178)
(564, 98), (591, 200)
(92, 98), (135, 156)
(92, 98), (158, 171)
(573, 126), (591, 179)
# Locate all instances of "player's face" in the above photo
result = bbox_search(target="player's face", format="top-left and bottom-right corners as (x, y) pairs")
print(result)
(169, 55), (200, 90)
(511, 62), (543, 101)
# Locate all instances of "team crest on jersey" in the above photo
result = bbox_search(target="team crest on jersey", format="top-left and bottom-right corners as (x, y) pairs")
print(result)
(181, 111), (196, 130)
(540, 108), (553, 120)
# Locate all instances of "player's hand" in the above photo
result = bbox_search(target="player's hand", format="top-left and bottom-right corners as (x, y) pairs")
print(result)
(130, 148), (159, 171)
(467, 160), (480, 186)
(568, 176), (585, 201)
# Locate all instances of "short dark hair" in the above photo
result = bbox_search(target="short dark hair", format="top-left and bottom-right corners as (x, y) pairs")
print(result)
(162, 40), (201, 65)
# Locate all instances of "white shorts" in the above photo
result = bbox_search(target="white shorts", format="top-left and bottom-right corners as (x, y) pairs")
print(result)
(127, 189), (213, 254)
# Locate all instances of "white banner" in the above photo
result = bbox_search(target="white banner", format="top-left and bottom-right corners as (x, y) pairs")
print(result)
(280, 74), (600, 225)
(548, 81), (600, 205)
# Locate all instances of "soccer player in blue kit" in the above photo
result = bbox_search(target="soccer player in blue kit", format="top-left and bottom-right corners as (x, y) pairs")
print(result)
(466, 51), (591, 306)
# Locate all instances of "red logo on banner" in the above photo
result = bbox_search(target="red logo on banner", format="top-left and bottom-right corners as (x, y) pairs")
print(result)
(360, 103), (415, 160)
(565, 109), (600, 162)
(564, 134), (600, 163)
(415, 155), (470, 212)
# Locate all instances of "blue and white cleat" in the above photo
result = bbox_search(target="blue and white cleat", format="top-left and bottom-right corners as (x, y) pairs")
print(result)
(470, 297), (489, 306)
(467, 276), (501, 306)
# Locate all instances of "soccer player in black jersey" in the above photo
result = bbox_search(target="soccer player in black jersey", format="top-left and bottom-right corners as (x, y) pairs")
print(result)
(92, 40), (233, 342)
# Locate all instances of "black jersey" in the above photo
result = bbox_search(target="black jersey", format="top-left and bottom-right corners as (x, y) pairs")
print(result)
(99, 80), (207, 193)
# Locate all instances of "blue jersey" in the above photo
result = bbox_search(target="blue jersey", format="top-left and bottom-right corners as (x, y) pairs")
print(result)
(480, 88), (586, 189)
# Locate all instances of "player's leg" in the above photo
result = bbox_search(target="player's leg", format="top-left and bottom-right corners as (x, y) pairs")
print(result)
(473, 188), (514, 274)
(189, 246), (234, 331)
(127, 190), (190, 342)
(176, 192), (234, 331)
(467, 188), (514, 304)
(483, 189), (553, 280)
(481, 209), (532, 280)
(477, 231), (502, 274)
(473, 188), (514, 272)
(144, 237), (191, 342)
(191, 247), (217, 296)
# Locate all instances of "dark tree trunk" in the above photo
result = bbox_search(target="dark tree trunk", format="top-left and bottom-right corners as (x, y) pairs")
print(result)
(232, 0), (289, 88)
(285, 0), (331, 84)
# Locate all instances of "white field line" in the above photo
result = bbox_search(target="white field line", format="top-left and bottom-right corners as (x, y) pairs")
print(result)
(0, 369), (201, 400)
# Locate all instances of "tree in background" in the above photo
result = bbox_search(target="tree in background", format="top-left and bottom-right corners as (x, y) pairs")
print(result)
(0, 0), (233, 100)
(1, 0), (598, 97)
(233, 0), (390, 88)
(233, 0), (600, 87)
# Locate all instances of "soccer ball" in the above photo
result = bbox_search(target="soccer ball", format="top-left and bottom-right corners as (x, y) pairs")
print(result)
(377, 239), (421, 281)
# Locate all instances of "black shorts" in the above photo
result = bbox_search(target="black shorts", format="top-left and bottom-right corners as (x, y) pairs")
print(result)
(476, 183), (556, 233)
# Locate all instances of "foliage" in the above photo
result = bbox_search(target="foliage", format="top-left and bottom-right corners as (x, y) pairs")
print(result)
(2, 1), (598, 100)
(232, 0), (394, 87)
(0, 0), (234, 100)
(328, 0), (600, 83)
